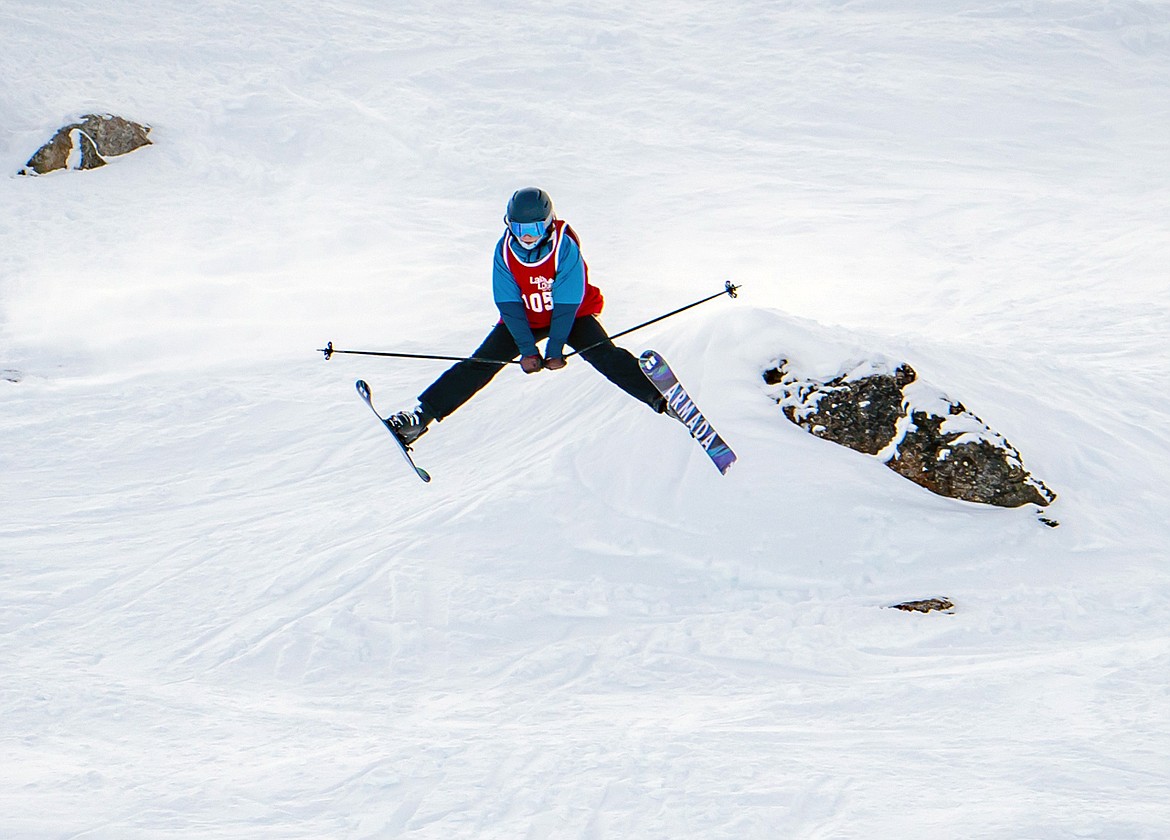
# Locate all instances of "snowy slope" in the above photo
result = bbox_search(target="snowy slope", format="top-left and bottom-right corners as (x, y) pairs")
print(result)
(3, 2), (1170, 838)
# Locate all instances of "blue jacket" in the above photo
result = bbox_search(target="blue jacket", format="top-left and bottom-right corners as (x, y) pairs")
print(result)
(492, 231), (586, 359)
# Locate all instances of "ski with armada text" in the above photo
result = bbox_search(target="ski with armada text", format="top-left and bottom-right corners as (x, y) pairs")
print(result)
(355, 379), (431, 483)
(639, 350), (736, 475)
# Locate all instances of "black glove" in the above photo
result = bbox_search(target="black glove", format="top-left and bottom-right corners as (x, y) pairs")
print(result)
(520, 354), (544, 374)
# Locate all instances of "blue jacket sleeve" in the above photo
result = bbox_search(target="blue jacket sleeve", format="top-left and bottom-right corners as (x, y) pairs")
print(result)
(545, 236), (586, 359)
(493, 238), (539, 357)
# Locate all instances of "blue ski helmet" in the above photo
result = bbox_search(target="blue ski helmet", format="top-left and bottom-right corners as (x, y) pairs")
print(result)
(505, 187), (555, 247)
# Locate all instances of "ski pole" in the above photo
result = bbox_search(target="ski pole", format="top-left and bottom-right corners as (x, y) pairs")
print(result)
(563, 280), (740, 360)
(318, 342), (519, 365)
(319, 281), (739, 365)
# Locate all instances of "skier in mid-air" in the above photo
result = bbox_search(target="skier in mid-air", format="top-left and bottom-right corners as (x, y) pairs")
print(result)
(386, 187), (672, 445)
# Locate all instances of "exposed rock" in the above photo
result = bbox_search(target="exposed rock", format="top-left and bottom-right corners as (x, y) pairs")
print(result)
(888, 406), (1055, 508)
(890, 598), (954, 613)
(3, 370), (22, 383)
(769, 361), (915, 455)
(19, 114), (152, 175)
(764, 359), (1056, 508)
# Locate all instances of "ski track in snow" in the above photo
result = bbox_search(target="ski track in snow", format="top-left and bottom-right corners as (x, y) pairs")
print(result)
(3, 1), (1170, 838)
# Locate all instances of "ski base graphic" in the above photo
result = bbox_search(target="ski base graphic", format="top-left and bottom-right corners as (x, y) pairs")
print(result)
(639, 350), (736, 475)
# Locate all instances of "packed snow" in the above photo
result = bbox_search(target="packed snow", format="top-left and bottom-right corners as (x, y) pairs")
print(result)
(3, 1), (1169, 837)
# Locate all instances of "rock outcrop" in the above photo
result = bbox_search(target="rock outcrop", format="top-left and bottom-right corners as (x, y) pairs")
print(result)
(765, 359), (1056, 508)
(19, 114), (151, 175)
(890, 598), (955, 613)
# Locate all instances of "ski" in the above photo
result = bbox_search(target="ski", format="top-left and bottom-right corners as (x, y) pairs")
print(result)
(639, 350), (736, 475)
(355, 379), (431, 483)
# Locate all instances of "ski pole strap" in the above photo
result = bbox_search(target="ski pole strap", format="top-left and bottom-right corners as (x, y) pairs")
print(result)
(319, 342), (517, 365)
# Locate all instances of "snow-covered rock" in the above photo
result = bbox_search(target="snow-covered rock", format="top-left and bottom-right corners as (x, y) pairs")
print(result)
(19, 114), (151, 175)
(766, 359), (1056, 507)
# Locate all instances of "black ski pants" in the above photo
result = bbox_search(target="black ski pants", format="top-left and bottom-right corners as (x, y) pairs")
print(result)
(419, 315), (664, 421)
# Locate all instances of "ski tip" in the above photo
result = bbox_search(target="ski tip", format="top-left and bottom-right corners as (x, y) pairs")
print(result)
(355, 379), (370, 399)
(417, 468), (432, 483)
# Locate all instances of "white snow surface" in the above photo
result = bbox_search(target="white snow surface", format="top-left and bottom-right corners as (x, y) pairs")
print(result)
(3, 2), (1170, 837)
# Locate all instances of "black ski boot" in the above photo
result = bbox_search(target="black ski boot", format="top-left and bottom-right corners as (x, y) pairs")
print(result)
(387, 406), (431, 446)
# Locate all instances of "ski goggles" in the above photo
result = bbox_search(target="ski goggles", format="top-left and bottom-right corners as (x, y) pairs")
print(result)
(508, 217), (551, 239)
